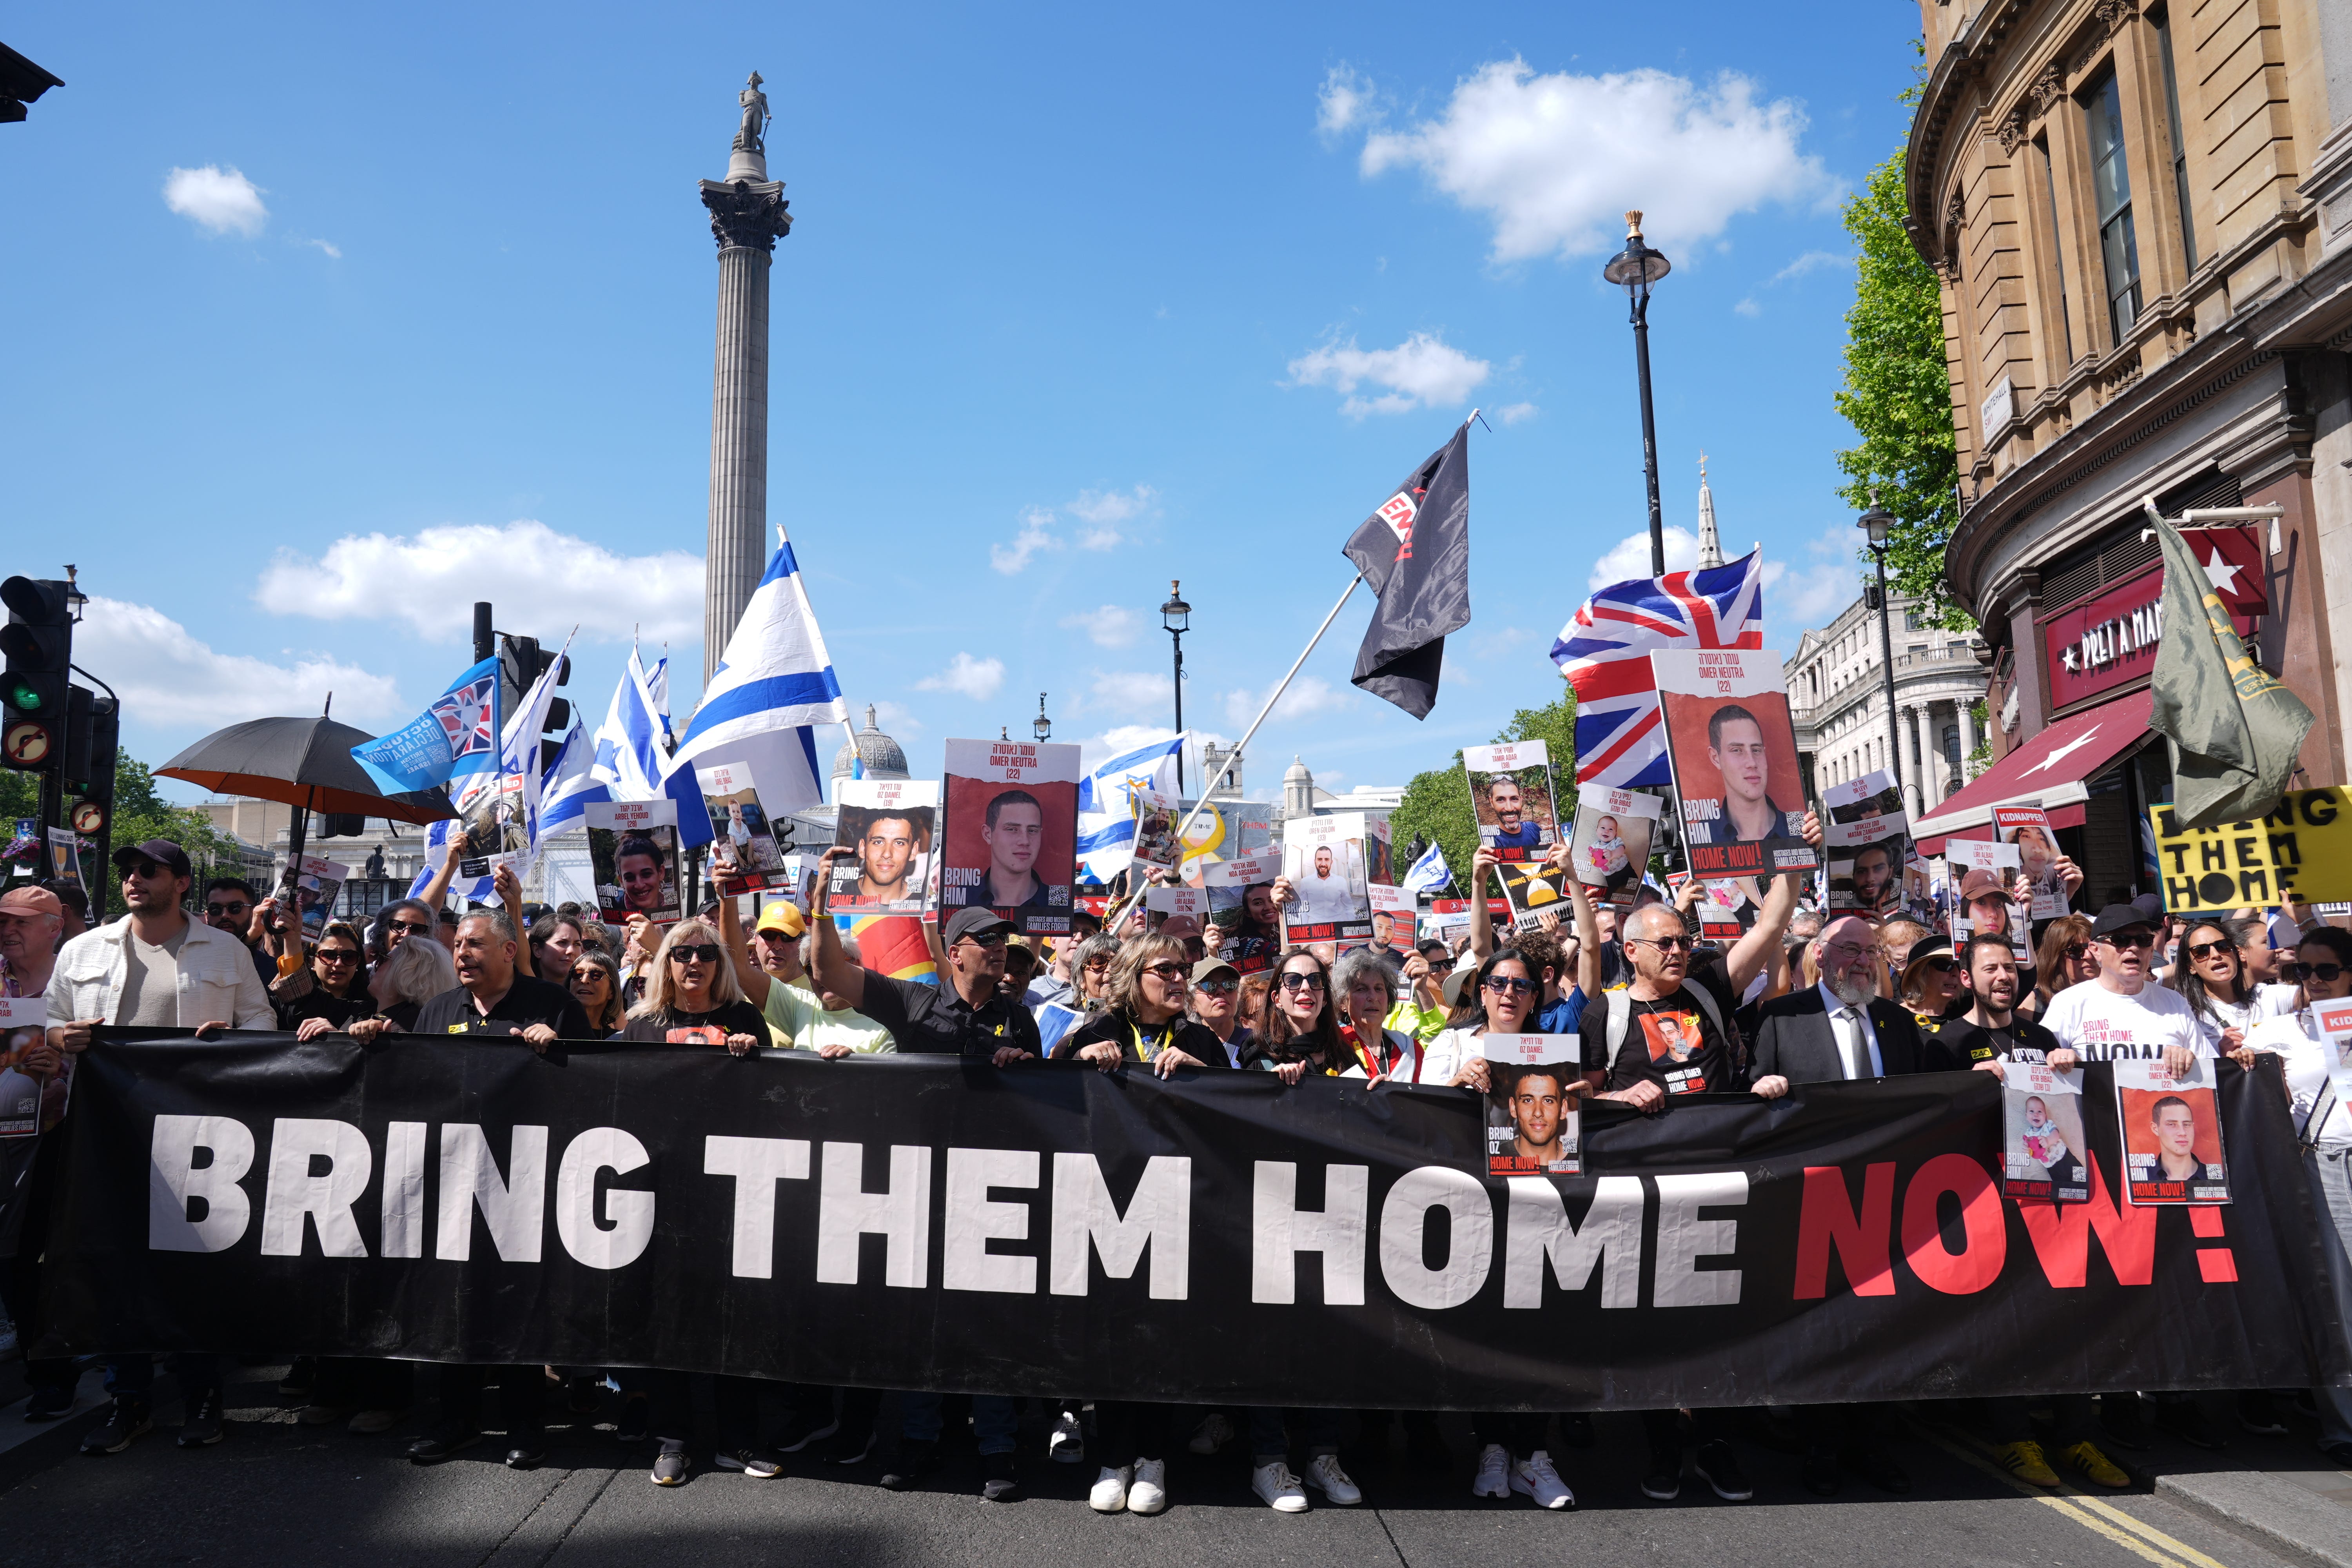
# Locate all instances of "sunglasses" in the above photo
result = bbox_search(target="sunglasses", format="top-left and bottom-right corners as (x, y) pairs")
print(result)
(315, 949), (359, 965)
(1483, 975), (1538, 997)
(1632, 935), (1692, 951)
(2285, 961), (2349, 984)
(957, 931), (1009, 949)
(668, 943), (724, 964)
(2061, 942), (2090, 961)
(1082, 956), (1113, 971)
(2098, 931), (2158, 950)
(206, 901), (251, 916)
(1195, 978), (1237, 997)
(1143, 962), (1189, 982)
(2185, 940), (2236, 962)
(1922, 956), (1959, 975)
(1278, 973), (1327, 992)
(388, 919), (432, 936)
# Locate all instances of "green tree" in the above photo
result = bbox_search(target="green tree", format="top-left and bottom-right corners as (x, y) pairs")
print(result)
(1833, 58), (1969, 630)
(0, 749), (251, 895)
(1387, 691), (1577, 899)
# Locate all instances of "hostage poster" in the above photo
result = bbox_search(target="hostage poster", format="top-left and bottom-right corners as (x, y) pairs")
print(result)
(697, 761), (797, 897)
(1994, 804), (2071, 920)
(1567, 784), (1659, 908)
(588, 799), (683, 927)
(1281, 812), (1372, 949)
(941, 739), (1080, 936)
(829, 778), (938, 916)
(2117, 1058), (2231, 1205)
(1649, 648), (1817, 879)
(1479, 1033), (1581, 1176)
(2000, 1058), (2088, 1203)
(1824, 769), (1907, 918)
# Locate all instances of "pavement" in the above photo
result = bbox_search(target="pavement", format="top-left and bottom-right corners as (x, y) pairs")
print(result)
(0, 1361), (2348, 1568)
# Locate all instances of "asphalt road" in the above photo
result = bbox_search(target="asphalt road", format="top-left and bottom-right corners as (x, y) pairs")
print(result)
(0, 1364), (2323, 1568)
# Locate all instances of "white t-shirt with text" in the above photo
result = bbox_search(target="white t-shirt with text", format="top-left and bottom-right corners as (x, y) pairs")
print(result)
(2040, 979), (2209, 1060)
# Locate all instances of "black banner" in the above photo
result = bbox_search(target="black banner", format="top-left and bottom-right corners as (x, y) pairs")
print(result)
(31, 1029), (2352, 1411)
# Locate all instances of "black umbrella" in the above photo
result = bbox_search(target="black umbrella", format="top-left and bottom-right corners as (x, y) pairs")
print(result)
(158, 713), (457, 902)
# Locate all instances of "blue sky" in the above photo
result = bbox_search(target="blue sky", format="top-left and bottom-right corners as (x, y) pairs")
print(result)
(1, 2), (1918, 805)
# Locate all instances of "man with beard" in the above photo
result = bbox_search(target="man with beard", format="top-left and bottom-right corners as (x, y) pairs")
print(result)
(1286, 844), (1356, 924)
(855, 810), (923, 904)
(1846, 840), (1897, 915)
(1747, 913), (1940, 1498)
(1485, 776), (1545, 855)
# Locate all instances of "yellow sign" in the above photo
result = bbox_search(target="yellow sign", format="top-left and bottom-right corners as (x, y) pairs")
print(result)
(2265, 788), (2352, 903)
(2150, 805), (2279, 911)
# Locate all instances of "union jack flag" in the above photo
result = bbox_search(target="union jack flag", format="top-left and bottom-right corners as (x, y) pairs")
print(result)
(1551, 548), (1763, 787)
(431, 674), (499, 760)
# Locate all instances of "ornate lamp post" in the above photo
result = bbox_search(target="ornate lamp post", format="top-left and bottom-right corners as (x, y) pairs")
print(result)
(1033, 693), (1052, 743)
(1602, 212), (1674, 577)
(1161, 580), (1191, 791)
(1858, 489), (1905, 799)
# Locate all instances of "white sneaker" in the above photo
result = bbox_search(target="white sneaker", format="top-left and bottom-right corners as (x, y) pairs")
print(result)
(1252, 1460), (1308, 1512)
(1089, 1465), (1131, 1513)
(1512, 1450), (1573, 1510)
(1128, 1457), (1168, 1515)
(1187, 1412), (1234, 1455)
(1050, 1413), (1086, 1464)
(1472, 1442), (1511, 1498)
(1306, 1452), (1362, 1506)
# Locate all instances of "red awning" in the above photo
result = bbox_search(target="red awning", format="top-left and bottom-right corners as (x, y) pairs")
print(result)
(1911, 687), (2152, 854)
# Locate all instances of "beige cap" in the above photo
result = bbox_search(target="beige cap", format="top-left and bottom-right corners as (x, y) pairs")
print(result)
(0, 885), (65, 919)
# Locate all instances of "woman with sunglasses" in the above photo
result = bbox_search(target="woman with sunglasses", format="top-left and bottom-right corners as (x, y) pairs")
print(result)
(2169, 915), (2296, 1053)
(2243, 927), (2352, 1463)
(1187, 956), (1256, 1066)
(568, 951), (628, 1036)
(2023, 913), (2098, 1020)
(612, 918), (773, 1483)
(276, 920), (373, 1034)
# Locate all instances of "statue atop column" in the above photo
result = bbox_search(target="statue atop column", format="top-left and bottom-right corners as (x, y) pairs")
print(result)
(733, 71), (769, 158)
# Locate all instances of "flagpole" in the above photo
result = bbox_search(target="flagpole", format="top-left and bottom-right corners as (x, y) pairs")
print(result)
(1100, 570), (1364, 936)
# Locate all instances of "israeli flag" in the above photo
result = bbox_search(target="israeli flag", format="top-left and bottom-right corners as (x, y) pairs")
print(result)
(351, 656), (502, 796)
(420, 631), (577, 904)
(537, 717), (603, 837)
(1074, 732), (1188, 883)
(1401, 840), (1451, 895)
(664, 531), (848, 827)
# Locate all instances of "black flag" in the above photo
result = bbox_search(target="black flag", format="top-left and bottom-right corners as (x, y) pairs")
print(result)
(1342, 423), (1472, 718)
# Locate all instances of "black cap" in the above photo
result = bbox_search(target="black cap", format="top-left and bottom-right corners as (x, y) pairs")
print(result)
(2131, 892), (2165, 922)
(2090, 902), (2159, 940)
(1901, 932), (1955, 971)
(111, 839), (192, 878)
(943, 906), (1014, 946)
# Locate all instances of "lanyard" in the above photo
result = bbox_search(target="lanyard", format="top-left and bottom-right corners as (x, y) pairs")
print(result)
(1128, 1016), (1175, 1062)
(1345, 1023), (1420, 1084)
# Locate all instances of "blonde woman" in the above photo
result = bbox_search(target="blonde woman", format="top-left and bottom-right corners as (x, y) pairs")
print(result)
(2025, 913), (2098, 1020)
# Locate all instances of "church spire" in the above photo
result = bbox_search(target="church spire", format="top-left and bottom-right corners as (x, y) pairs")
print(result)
(1695, 451), (1724, 569)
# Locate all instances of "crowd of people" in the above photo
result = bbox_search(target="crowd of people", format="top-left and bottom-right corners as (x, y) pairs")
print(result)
(4, 825), (2352, 1517)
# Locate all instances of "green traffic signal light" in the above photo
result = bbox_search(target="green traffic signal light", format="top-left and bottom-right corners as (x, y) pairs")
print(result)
(4, 677), (41, 711)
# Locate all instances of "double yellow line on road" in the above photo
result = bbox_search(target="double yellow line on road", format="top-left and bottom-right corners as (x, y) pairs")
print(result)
(1917, 1427), (2238, 1568)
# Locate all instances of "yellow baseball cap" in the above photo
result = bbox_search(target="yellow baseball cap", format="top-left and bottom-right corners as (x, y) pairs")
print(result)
(755, 902), (808, 938)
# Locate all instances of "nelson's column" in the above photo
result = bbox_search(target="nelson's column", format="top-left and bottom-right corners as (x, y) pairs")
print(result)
(699, 72), (791, 682)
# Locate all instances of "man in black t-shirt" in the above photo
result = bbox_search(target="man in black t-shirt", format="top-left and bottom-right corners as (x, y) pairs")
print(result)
(1946, 932), (2071, 1071)
(809, 865), (1042, 1063)
(368, 911), (594, 1049)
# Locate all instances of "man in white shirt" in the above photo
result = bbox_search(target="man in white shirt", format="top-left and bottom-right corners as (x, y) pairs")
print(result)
(2040, 904), (2205, 1076)
(1286, 845), (1357, 925)
(45, 839), (274, 1458)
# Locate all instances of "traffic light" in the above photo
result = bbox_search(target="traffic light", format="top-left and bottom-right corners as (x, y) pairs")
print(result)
(69, 695), (118, 841)
(0, 576), (73, 771)
(318, 813), (367, 838)
(59, 685), (93, 786)
(499, 633), (572, 775)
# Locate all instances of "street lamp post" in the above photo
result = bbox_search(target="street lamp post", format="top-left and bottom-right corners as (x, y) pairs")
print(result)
(1602, 211), (1673, 577)
(1033, 693), (1051, 743)
(1161, 580), (1190, 791)
(1858, 489), (1906, 801)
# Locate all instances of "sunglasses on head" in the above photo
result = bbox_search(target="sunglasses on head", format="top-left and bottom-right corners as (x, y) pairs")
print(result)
(668, 943), (724, 964)
(1278, 972), (1327, 992)
(2285, 961), (2349, 984)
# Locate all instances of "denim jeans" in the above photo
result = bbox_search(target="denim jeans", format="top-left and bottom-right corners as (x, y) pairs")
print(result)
(901, 1391), (1018, 1455)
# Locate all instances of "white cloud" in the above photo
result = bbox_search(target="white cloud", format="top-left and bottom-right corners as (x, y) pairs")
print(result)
(867, 699), (922, 735)
(915, 652), (1005, 701)
(256, 521), (702, 646)
(1221, 675), (1352, 728)
(1087, 670), (1174, 713)
(1762, 526), (1862, 640)
(1588, 526), (1701, 590)
(77, 596), (405, 732)
(163, 165), (269, 238)
(1348, 60), (1835, 263)
(1734, 297), (1762, 317)
(1771, 249), (1850, 283)
(1061, 604), (1142, 648)
(1288, 332), (1490, 417)
(990, 507), (1058, 574)
(1317, 65), (1374, 138)
(297, 236), (342, 259)
(1497, 401), (1539, 425)
(1066, 486), (1156, 550)
(1069, 723), (1237, 781)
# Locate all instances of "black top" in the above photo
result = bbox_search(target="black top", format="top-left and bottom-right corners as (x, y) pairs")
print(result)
(1748, 987), (1938, 1082)
(619, 999), (769, 1046)
(1939, 1014), (2064, 1067)
(277, 985), (372, 1033)
(1053, 1009), (1229, 1067)
(1579, 957), (1743, 1098)
(412, 975), (596, 1038)
(854, 968), (1044, 1059)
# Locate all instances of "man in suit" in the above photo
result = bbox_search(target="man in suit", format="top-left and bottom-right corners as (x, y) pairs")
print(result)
(1748, 914), (1937, 1498)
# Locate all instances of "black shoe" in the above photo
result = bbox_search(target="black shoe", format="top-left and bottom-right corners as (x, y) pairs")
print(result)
(1693, 1439), (1753, 1500)
(1801, 1446), (1841, 1496)
(1555, 1412), (1595, 1450)
(2099, 1393), (2150, 1450)
(716, 1446), (784, 1478)
(24, 1385), (76, 1421)
(2319, 1439), (2352, 1466)
(1843, 1444), (1910, 1494)
(277, 1358), (316, 1400)
(566, 1376), (603, 1417)
(775, 1408), (840, 1454)
(2156, 1401), (2225, 1451)
(2238, 1393), (2288, 1437)
(982, 1450), (1020, 1502)
(406, 1424), (483, 1464)
(1639, 1450), (1683, 1501)
(823, 1424), (877, 1466)
(80, 1397), (151, 1456)
(878, 1438), (936, 1491)
(505, 1428), (547, 1469)
(652, 1440), (691, 1486)
(613, 1396), (650, 1445)
(176, 1387), (225, 1448)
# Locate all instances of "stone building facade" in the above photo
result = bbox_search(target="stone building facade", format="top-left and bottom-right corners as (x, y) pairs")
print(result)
(1784, 592), (1990, 819)
(1903, 0), (2352, 900)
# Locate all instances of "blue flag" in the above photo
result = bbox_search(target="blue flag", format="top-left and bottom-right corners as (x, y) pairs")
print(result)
(351, 657), (502, 797)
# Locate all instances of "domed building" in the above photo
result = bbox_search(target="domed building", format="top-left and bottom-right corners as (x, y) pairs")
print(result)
(831, 704), (909, 797)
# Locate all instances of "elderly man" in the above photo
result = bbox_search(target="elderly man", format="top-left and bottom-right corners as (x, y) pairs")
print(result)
(48, 840), (274, 1456)
(0, 883), (71, 1418)
(0, 884), (65, 998)
(1748, 913), (1945, 1497)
